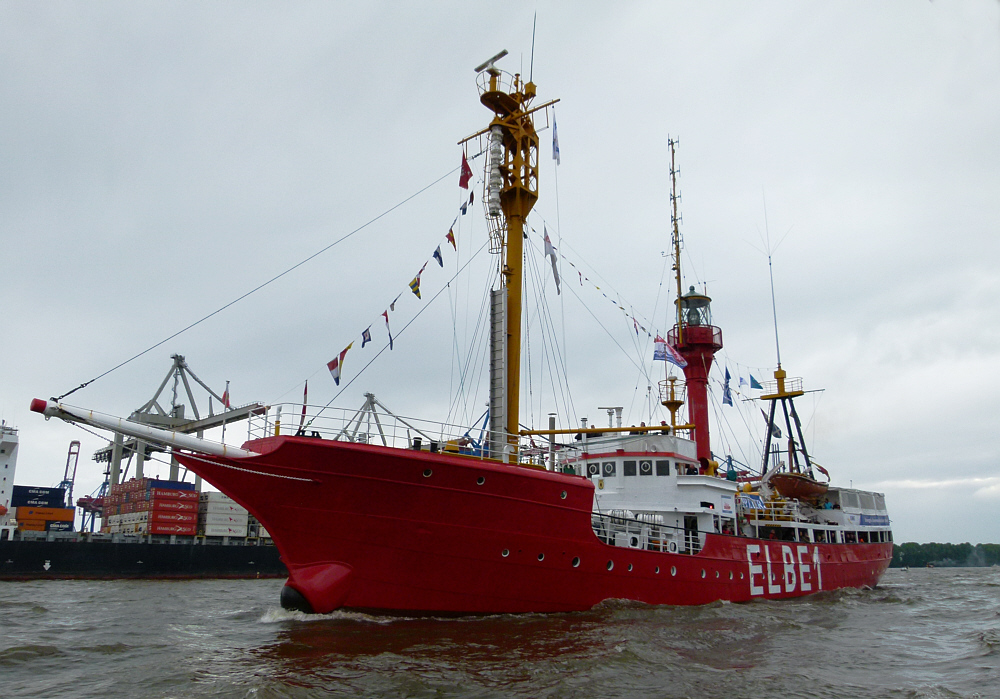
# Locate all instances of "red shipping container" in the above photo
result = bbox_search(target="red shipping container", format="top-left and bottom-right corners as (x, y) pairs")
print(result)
(147, 488), (198, 502)
(148, 522), (197, 536)
(150, 499), (197, 513)
(150, 511), (197, 524)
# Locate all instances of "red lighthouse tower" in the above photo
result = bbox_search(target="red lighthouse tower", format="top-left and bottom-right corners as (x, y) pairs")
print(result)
(668, 287), (723, 465)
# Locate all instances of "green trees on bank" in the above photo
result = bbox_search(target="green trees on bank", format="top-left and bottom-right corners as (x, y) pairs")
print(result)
(890, 542), (1000, 567)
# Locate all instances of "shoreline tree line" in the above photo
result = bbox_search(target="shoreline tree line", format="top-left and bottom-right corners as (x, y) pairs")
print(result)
(891, 542), (1000, 568)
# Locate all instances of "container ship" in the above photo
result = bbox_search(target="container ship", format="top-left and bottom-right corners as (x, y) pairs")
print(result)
(29, 52), (892, 612)
(1, 422), (285, 580)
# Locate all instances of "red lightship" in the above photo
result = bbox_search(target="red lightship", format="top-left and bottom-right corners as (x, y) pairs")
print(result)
(32, 51), (892, 614)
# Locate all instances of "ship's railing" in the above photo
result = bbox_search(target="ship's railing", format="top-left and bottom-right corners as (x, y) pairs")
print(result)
(760, 376), (804, 395)
(666, 324), (723, 349)
(247, 403), (564, 463)
(476, 68), (524, 99)
(742, 498), (808, 524)
(590, 512), (704, 555)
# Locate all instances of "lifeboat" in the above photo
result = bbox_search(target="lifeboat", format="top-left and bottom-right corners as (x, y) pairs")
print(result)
(769, 471), (829, 500)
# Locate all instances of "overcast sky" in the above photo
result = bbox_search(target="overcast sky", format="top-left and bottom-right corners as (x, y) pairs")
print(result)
(2, 1), (998, 544)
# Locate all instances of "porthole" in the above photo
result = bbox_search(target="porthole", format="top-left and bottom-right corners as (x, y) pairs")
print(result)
(729, 571), (733, 580)
(572, 557), (580, 568)
(740, 572), (744, 580)
(560, 490), (567, 499)
(701, 569), (706, 579)
(538, 553), (545, 562)
(423, 469), (433, 478)
(477, 476), (485, 485)
(502, 549), (509, 557)
(627, 564), (633, 572)
(655, 566), (660, 574)
(670, 566), (677, 576)
(607, 560), (614, 571)
(715, 571), (720, 579)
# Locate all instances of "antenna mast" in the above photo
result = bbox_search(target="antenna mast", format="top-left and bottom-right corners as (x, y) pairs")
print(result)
(767, 250), (782, 368)
(669, 138), (683, 344)
(529, 13), (537, 82)
(763, 200), (782, 367)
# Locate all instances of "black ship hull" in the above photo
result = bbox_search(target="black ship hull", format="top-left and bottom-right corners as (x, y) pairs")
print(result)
(0, 537), (286, 580)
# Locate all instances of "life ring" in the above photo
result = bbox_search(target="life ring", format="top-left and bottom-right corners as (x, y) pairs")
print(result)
(668, 541), (678, 553)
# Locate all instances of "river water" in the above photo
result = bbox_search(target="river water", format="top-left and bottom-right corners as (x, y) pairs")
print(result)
(1, 567), (997, 698)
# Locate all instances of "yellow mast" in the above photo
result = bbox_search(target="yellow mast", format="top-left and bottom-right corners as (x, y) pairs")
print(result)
(464, 52), (558, 455)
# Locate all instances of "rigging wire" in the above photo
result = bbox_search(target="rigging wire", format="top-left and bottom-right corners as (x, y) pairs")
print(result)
(444, 265), (499, 428)
(523, 247), (534, 431)
(53, 165), (463, 403)
(306, 239), (490, 427)
(522, 236), (573, 427)
(708, 377), (758, 472)
(523, 231), (576, 424)
(541, 251), (646, 378)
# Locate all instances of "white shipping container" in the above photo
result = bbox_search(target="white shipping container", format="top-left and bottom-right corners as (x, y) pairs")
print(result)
(258, 526), (271, 539)
(200, 512), (250, 526)
(200, 524), (248, 537)
(198, 502), (247, 515)
(199, 492), (234, 502)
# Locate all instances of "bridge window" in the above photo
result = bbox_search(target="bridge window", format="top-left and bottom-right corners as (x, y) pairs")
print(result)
(639, 460), (653, 476)
(623, 460), (636, 476)
(602, 462), (616, 477)
(655, 460), (670, 476)
(587, 462), (600, 476)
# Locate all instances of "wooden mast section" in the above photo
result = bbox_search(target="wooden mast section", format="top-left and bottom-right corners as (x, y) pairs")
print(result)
(463, 53), (558, 456)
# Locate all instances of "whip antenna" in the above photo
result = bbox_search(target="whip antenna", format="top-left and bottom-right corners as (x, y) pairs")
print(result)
(763, 192), (782, 367)
(530, 12), (537, 82)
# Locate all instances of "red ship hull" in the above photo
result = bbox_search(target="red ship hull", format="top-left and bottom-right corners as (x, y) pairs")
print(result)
(176, 436), (892, 614)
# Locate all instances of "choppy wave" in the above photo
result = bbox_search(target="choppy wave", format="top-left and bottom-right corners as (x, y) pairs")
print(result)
(0, 644), (63, 665)
(1, 569), (998, 698)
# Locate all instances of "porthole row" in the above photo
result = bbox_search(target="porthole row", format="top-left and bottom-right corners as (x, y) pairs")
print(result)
(495, 549), (737, 582)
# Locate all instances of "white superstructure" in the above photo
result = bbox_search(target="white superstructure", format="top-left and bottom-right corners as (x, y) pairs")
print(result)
(0, 421), (19, 526)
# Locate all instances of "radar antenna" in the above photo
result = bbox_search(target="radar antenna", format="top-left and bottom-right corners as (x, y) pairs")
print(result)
(474, 49), (508, 74)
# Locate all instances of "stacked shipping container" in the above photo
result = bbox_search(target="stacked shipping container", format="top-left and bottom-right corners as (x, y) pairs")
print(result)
(101, 479), (270, 539)
(199, 492), (249, 537)
(103, 478), (198, 536)
(11, 485), (74, 532)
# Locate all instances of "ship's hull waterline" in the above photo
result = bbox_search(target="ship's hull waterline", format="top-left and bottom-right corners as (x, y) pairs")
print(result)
(176, 436), (892, 615)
